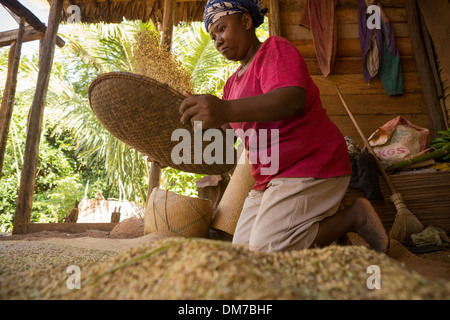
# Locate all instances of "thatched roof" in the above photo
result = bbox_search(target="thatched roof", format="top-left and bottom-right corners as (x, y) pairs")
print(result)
(59, 0), (207, 25)
(58, 0), (270, 26)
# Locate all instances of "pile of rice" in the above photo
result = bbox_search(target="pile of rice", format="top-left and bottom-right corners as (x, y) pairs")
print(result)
(1, 237), (449, 300)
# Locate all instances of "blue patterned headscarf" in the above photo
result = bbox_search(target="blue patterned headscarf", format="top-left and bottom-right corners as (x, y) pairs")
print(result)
(203, 0), (268, 33)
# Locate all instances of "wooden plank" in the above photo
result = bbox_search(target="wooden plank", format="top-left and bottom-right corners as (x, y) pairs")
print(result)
(311, 72), (423, 95)
(305, 55), (417, 75)
(293, 37), (414, 59)
(321, 93), (428, 115)
(0, 0), (65, 47)
(0, 18), (24, 178)
(12, 223), (118, 235)
(335, 7), (407, 24)
(280, 7), (408, 26)
(13, 0), (64, 234)
(283, 22), (410, 40)
(280, 0), (405, 10)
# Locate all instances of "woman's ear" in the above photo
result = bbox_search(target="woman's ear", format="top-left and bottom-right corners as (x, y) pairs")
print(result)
(241, 12), (254, 30)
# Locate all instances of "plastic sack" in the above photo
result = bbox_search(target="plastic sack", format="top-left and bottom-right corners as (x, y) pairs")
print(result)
(367, 116), (429, 167)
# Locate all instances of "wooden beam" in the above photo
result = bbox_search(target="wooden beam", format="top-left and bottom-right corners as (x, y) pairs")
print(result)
(12, 223), (118, 235)
(13, 0), (64, 234)
(0, 17), (24, 179)
(405, 0), (446, 138)
(268, 0), (281, 36)
(0, 0), (65, 48)
(0, 25), (43, 47)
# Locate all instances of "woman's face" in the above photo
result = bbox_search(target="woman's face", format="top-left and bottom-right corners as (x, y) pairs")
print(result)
(208, 13), (253, 62)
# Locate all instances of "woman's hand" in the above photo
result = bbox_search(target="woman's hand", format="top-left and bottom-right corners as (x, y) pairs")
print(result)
(179, 92), (229, 129)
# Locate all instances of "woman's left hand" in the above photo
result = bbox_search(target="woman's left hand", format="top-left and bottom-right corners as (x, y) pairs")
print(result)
(179, 91), (229, 129)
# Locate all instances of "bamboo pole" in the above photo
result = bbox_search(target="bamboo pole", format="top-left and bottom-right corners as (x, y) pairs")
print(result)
(0, 17), (25, 179)
(13, 0), (64, 234)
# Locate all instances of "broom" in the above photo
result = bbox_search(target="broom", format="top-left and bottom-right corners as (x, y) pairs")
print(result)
(335, 85), (424, 242)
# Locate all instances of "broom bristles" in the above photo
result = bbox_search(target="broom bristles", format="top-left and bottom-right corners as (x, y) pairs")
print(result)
(388, 193), (424, 242)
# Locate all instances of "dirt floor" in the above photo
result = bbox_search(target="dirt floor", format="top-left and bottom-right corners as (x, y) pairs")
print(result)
(0, 230), (163, 252)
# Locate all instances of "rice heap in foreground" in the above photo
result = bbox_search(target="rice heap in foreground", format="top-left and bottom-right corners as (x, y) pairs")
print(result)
(1, 237), (449, 300)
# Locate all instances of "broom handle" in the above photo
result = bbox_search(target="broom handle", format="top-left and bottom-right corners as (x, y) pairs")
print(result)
(335, 85), (397, 195)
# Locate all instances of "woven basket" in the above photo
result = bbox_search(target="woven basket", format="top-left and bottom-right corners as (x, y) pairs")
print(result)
(144, 188), (213, 238)
(211, 150), (255, 236)
(88, 72), (235, 175)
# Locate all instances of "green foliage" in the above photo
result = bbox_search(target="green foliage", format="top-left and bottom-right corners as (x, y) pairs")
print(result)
(33, 175), (84, 223)
(0, 84), (87, 231)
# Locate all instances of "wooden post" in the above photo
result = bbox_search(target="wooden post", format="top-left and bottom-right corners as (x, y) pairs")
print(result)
(13, 0), (64, 234)
(146, 161), (161, 204)
(417, 0), (450, 93)
(405, 0), (446, 139)
(418, 11), (448, 130)
(268, 0), (281, 36)
(417, 0), (450, 129)
(146, 0), (174, 205)
(161, 0), (174, 49)
(0, 17), (25, 179)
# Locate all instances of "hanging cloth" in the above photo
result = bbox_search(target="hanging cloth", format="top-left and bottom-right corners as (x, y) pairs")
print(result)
(358, 0), (382, 81)
(358, 0), (404, 96)
(378, 3), (404, 96)
(300, 0), (338, 77)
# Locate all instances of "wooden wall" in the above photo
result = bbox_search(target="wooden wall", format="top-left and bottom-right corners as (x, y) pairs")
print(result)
(277, 0), (430, 147)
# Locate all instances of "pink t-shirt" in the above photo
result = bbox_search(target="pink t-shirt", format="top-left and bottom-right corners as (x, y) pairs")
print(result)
(223, 36), (351, 190)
